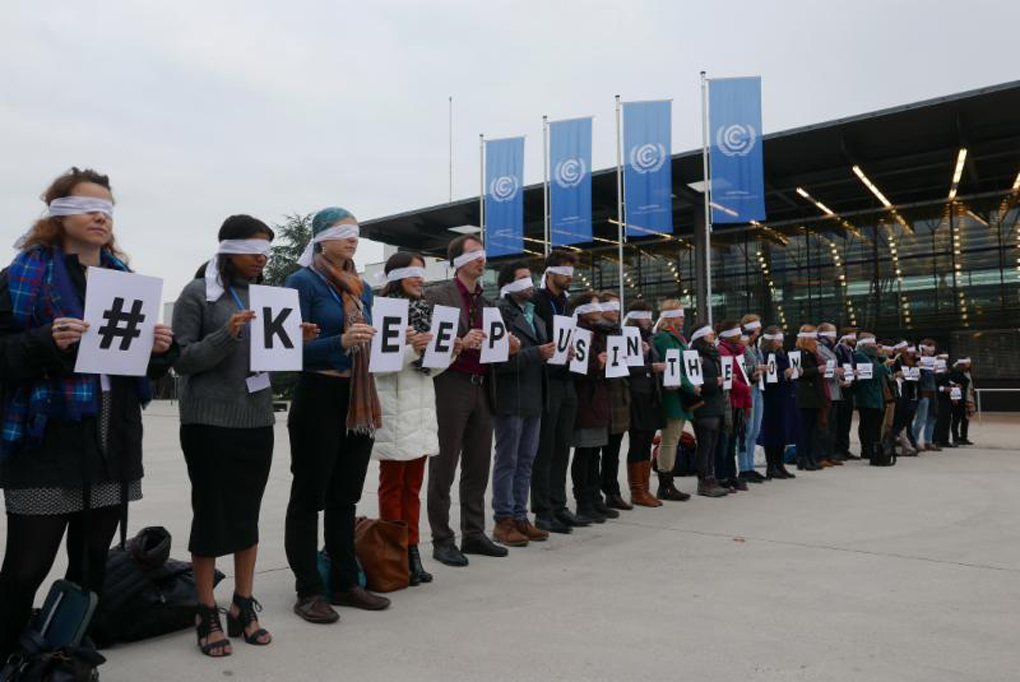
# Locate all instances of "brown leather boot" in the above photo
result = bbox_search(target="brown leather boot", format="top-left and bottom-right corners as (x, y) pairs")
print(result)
(514, 519), (549, 542)
(628, 462), (662, 507)
(492, 518), (529, 547)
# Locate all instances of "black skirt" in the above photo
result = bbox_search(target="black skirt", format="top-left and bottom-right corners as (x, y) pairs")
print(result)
(181, 424), (273, 557)
(630, 389), (665, 432)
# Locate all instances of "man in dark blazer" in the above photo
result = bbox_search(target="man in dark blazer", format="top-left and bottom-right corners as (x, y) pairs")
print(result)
(491, 261), (555, 548)
(426, 235), (520, 567)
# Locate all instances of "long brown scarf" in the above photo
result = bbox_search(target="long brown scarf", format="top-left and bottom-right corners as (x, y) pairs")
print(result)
(313, 252), (382, 435)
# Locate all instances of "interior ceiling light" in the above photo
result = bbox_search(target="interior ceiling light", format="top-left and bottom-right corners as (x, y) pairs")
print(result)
(851, 165), (892, 208)
(948, 148), (968, 201)
(796, 187), (835, 216)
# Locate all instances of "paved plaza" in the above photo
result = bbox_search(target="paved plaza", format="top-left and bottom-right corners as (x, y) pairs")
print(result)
(19, 404), (1020, 682)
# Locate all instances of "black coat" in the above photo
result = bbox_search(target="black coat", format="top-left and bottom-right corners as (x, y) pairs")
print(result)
(692, 343), (727, 419)
(0, 256), (177, 490)
(628, 328), (664, 432)
(794, 349), (827, 409)
(533, 287), (570, 383)
(493, 297), (548, 417)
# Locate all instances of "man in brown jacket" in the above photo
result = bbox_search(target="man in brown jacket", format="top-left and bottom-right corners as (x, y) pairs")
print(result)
(426, 235), (520, 567)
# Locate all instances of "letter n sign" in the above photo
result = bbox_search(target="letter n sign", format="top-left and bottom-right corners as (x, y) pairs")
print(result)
(249, 284), (303, 372)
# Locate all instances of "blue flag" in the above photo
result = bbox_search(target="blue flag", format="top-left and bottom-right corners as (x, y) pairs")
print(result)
(623, 100), (672, 236)
(484, 136), (525, 257)
(709, 76), (766, 224)
(549, 117), (593, 246)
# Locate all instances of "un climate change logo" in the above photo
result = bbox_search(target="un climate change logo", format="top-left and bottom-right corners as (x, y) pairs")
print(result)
(629, 143), (667, 174)
(554, 158), (586, 189)
(489, 175), (520, 202)
(716, 123), (757, 157)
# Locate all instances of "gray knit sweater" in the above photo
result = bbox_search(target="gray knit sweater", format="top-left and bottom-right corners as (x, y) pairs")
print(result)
(172, 279), (275, 428)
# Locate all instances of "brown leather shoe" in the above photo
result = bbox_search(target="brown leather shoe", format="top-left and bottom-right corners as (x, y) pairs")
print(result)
(514, 519), (549, 542)
(331, 586), (391, 611)
(492, 518), (529, 547)
(293, 595), (340, 624)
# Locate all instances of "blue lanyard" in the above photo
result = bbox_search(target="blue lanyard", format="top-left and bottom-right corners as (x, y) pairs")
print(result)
(311, 268), (344, 308)
(227, 286), (246, 311)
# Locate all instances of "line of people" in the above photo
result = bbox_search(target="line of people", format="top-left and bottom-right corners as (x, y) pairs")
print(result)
(0, 168), (979, 662)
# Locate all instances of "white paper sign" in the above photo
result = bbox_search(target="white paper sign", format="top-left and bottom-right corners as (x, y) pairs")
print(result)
(950, 386), (962, 400)
(735, 355), (750, 384)
(788, 350), (802, 379)
(905, 366), (920, 381)
(422, 304), (460, 369)
(766, 353), (778, 383)
(549, 315), (575, 365)
(920, 356), (935, 371)
(722, 356), (734, 389)
(824, 359), (836, 379)
(248, 284), (303, 372)
(369, 296), (410, 373)
(605, 336), (629, 378)
(663, 348), (682, 387)
(569, 327), (592, 375)
(682, 350), (703, 386)
(857, 362), (874, 380)
(623, 327), (644, 367)
(75, 268), (162, 377)
(935, 358), (947, 374)
(843, 363), (855, 383)
(480, 307), (509, 364)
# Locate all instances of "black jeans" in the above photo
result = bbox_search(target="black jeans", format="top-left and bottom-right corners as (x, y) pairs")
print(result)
(571, 447), (599, 511)
(531, 378), (577, 517)
(715, 409), (742, 482)
(286, 373), (374, 597)
(0, 506), (121, 660)
(858, 407), (883, 461)
(835, 394), (855, 456)
(692, 417), (721, 480)
(797, 407), (821, 465)
(599, 432), (625, 497)
(626, 427), (656, 463)
(951, 403), (970, 442)
(935, 395), (953, 444)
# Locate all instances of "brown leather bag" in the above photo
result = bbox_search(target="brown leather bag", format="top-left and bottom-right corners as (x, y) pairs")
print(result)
(354, 517), (409, 593)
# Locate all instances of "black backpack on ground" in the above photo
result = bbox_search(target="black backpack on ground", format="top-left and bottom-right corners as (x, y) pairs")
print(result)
(90, 526), (224, 648)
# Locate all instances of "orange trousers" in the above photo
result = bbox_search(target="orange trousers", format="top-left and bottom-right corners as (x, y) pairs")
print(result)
(378, 456), (427, 546)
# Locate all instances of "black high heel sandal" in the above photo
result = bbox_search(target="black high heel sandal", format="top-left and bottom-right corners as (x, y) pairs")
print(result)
(195, 604), (232, 657)
(227, 594), (271, 645)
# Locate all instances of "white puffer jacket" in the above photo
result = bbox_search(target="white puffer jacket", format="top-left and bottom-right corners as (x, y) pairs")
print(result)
(373, 344), (445, 461)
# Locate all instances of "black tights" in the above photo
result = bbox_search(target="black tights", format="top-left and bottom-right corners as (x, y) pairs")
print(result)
(0, 506), (121, 659)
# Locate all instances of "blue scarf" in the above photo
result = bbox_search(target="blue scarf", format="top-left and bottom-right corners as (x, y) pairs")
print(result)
(1, 245), (151, 458)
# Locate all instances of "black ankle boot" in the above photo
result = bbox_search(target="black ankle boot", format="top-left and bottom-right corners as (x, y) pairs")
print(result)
(409, 545), (433, 585)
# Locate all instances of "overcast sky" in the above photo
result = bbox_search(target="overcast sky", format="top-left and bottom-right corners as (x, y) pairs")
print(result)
(2, 0), (1017, 302)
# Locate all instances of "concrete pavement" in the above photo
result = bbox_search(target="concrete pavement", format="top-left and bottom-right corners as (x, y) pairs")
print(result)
(12, 402), (1020, 681)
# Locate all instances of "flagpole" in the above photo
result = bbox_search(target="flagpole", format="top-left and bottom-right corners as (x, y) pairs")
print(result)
(452, 95), (456, 201)
(479, 134), (485, 247)
(700, 72), (714, 326)
(615, 94), (625, 309)
(543, 115), (550, 258)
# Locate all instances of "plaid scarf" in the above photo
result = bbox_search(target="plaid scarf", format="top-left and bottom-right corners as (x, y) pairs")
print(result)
(312, 253), (382, 435)
(408, 297), (432, 375)
(2, 245), (150, 457)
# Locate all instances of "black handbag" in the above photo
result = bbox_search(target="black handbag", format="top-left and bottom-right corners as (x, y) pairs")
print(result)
(0, 625), (104, 682)
(90, 527), (224, 648)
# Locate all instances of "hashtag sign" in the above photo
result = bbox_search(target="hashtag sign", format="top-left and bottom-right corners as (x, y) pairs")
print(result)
(98, 297), (146, 350)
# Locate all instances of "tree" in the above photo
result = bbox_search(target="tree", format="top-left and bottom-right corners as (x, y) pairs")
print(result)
(264, 212), (312, 286)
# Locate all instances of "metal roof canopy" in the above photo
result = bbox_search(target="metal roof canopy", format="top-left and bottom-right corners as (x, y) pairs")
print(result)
(361, 80), (1020, 257)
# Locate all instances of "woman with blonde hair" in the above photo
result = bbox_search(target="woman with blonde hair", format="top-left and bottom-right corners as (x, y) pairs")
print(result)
(793, 325), (830, 471)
